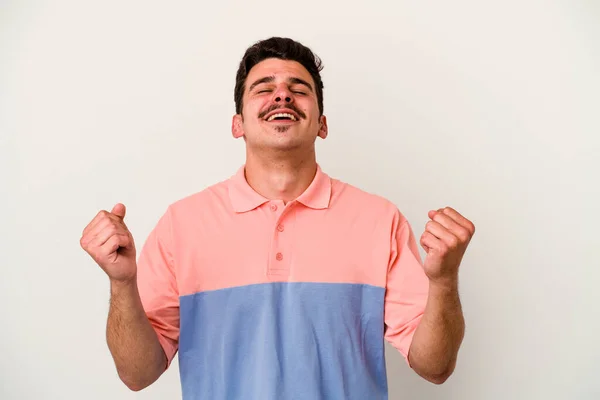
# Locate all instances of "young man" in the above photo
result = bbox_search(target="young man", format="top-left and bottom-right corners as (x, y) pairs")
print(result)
(80, 37), (475, 399)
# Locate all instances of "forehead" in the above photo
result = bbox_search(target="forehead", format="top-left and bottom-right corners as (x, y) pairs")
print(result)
(245, 58), (314, 88)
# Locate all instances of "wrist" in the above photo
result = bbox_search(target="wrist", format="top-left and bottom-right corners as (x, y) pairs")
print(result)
(427, 277), (463, 316)
(428, 276), (459, 293)
(110, 276), (138, 292)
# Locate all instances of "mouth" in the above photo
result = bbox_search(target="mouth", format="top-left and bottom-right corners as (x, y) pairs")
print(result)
(266, 113), (298, 122)
(263, 108), (301, 123)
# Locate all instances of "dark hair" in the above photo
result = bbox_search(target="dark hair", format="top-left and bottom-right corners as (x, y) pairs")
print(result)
(234, 37), (324, 116)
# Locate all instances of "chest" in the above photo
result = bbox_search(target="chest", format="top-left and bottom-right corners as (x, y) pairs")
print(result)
(174, 204), (390, 295)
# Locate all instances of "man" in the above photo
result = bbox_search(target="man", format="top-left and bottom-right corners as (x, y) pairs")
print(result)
(80, 37), (475, 399)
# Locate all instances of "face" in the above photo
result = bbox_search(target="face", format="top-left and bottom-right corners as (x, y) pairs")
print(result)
(232, 58), (327, 152)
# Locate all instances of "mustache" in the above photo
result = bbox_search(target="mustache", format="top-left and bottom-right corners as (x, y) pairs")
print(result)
(258, 104), (306, 120)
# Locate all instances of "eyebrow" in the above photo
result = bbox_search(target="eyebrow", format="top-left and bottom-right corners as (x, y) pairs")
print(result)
(289, 77), (313, 92)
(248, 76), (274, 93)
(248, 76), (314, 93)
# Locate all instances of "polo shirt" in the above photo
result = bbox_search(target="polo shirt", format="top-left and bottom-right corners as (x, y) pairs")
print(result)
(136, 164), (429, 400)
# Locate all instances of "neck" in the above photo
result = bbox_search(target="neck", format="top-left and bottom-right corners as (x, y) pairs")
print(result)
(244, 148), (318, 204)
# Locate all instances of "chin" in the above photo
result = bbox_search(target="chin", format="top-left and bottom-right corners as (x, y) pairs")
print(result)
(256, 137), (308, 152)
(246, 127), (316, 151)
(270, 140), (305, 151)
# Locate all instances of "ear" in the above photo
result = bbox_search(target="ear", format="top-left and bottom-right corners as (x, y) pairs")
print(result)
(317, 115), (328, 139)
(232, 114), (245, 139)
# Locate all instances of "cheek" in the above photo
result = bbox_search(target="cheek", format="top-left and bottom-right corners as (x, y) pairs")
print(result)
(246, 98), (270, 118)
(300, 100), (319, 117)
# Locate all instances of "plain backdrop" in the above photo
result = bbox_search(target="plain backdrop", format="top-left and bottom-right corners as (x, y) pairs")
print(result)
(2, 1), (599, 399)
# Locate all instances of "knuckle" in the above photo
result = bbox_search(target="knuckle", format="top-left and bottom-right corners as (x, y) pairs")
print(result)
(447, 237), (459, 248)
(86, 247), (98, 259)
(456, 228), (470, 242)
(104, 223), (119, 235)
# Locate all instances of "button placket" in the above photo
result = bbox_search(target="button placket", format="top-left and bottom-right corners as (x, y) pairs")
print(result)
(267, 202), (295, 278)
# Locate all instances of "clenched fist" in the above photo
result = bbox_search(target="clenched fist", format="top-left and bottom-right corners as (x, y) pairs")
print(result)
(420, 206), (475, 286)
(80, 203), (137, 283)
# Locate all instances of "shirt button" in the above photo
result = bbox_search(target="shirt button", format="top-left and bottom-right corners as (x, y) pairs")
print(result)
(270, 204), (278, 212)
(277, 224), (284, 232)
(275, 252), (283, 261)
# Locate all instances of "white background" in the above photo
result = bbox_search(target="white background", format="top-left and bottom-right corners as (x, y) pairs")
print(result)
(2, 1), (599, 399)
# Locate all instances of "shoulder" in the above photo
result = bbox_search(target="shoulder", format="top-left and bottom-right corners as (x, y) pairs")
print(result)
(163, 178), (232, 220)
(329, 176), (409, 224)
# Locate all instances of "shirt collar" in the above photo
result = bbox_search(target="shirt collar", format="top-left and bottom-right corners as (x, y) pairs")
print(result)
(228, 164), (332, 213)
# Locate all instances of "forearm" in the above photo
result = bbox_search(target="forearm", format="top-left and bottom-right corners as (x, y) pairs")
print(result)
(106, 277), (167, 391)
(408, 280), (465, 384)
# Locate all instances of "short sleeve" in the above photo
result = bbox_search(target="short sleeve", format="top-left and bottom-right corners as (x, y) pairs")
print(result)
(384, 211), (429, 365)
(136, 206), (180, 368)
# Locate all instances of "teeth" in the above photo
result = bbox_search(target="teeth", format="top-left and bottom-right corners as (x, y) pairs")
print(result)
(267, 113), (297, 122)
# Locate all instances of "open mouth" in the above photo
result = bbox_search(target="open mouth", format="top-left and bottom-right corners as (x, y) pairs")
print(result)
(266, 113), (298, 122)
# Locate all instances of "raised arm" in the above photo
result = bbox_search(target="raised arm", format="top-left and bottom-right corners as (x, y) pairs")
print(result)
(80, 203), (167, 391)
(408, 206), (474, 384)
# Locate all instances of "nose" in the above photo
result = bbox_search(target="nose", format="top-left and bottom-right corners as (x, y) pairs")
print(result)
(273, 84), (293, 104)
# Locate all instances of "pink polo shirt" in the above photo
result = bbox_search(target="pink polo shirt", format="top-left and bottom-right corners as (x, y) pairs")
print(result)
(136, 164), (429, 399)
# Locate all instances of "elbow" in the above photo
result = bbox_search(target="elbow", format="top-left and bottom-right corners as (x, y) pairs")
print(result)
(125, 383), (146, 392)
(121, 379), (151, 392)
(115, 355), (166, 392)
(410, 354), (456, 385)
(120, 378), (148, 392)
(423, 370), (453, 385)
(114, 350), (167, 391)
(118, 372), (155, 392)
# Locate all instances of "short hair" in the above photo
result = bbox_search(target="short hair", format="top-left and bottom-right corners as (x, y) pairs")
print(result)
(234, 37), (324, 116)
